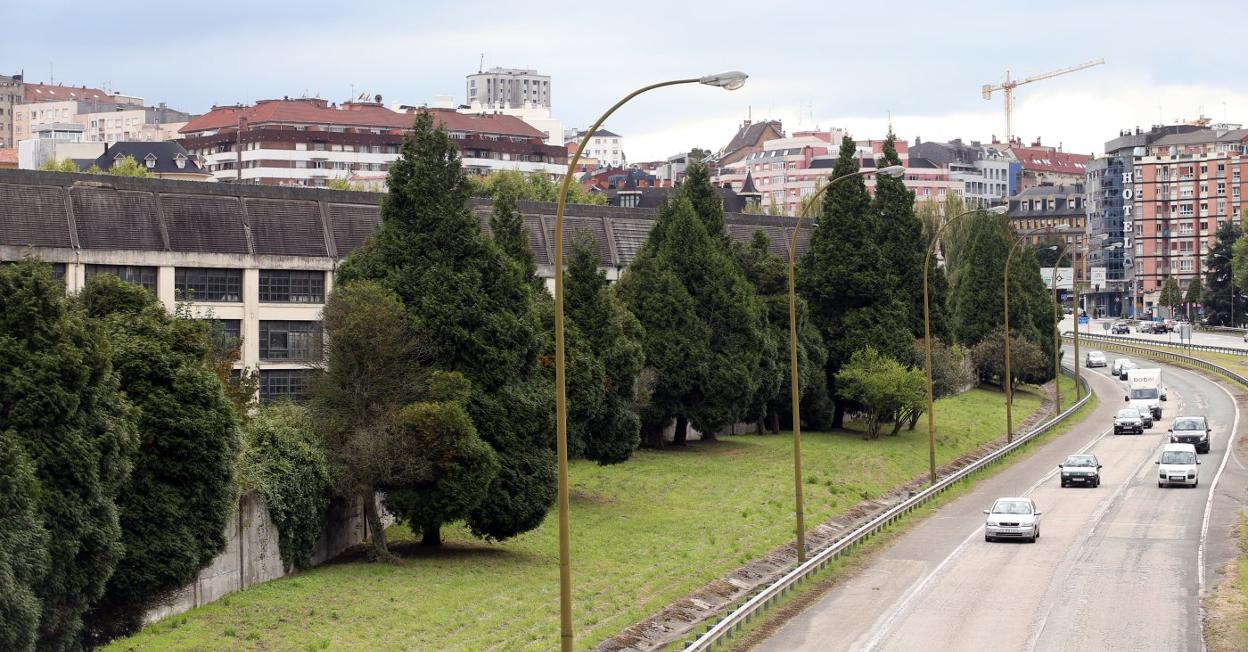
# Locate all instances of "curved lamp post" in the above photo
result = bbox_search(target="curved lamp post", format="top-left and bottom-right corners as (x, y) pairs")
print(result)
(1049, 238), (1071, 411)
(923, 205), (1007, 485)
(1070, 232), (1110, 402)
(1003, 230), (1056, 442)
(786, 164), (903, 562)
(551, 70), (747, 652)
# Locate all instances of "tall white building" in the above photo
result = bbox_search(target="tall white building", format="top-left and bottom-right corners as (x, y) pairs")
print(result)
(466, 67), (551, 109)
(571, 129), (625, 168)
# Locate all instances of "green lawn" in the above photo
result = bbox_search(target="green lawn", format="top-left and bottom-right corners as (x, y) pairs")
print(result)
(109, 379), (1072, 652)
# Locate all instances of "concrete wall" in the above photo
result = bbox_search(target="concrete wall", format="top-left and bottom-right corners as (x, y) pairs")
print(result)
(145, 490), (388, 624)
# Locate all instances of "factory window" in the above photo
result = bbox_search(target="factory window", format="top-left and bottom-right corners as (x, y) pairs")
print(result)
(259, 369), (312, 404)
(175, 267), (242, 302)
(85, 264), (157, 292)
(203, 319), (242, 359)
(259, 320), (322, 361)
(259, 270), (325, 303)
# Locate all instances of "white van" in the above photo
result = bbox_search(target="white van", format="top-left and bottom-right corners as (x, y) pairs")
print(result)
(1156, 443), (1199, 488)
(1126, 368), (1166, 421)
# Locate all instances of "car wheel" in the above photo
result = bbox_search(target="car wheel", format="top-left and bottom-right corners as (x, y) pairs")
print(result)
(985, 534), (992, 542)
(1060, 480), (1066, 488)
(1158, 481), (1164, 488)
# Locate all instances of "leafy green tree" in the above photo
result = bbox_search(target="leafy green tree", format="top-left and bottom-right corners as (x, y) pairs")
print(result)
(734, 230), (827, 433)
(490, 185), (540, 289)
(834, 347), (926, 440)
(0, 435), (48, 652)
(237, 404), (331, 570)
(688, 147), (712, 164)
(326, 177), (360, 191)
(970, 327), (1049, 388)
(314, 281), (470, 557)
(0, 260), (136, 650)
(619, 195), (764, 444)
(873, 134), (928, 337)
(336, 110), (554, 542)
(798, 135), (912, 428)
(468, 168), (605, 205)
(1183, 275), (1203, 320)
(1158, 277), (1182, 316)
(107, 155), (149, 177)
(85, 164), (104, 175)
(564, 234), (645, 462)
(381, 374), (500, 547)
(1206, 222), (1244, 326)
(78, 275), (240, 644)
(39, 158), (79, 172)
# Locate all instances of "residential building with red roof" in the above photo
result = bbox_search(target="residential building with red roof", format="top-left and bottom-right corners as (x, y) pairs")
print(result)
(179, 98), (567, 185)
(1008, 140), (1091, 191)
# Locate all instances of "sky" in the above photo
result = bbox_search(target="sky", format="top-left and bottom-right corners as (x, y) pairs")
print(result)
(7, 0), (1248, 161)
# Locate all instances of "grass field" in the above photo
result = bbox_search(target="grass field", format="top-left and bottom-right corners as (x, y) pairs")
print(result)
(109, 378), (1073, 652)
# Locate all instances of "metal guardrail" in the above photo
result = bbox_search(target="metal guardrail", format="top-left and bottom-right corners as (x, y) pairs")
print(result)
(1199, 324), (1248, 335)
(1074, 330), (1248, 357)
(1065, 332), (1248, 387)
(684, 369), (1092, 651)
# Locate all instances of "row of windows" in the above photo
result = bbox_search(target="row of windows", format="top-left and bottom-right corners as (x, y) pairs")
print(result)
(201, 319), (322, 363)
(81, 266), (325, 303)
(259, 369), (312, 404)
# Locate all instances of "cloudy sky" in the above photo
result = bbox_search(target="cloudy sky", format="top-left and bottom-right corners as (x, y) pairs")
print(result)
(7, 0), (1247, 161)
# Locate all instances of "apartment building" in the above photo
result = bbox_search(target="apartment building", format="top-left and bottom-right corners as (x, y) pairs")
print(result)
(1009, 141), (1091, 191)
(0, 73), (23, 147)
(910, 138), (1017, 208)
(15, 92), (190, 144)
(569, 129), (625, 168)
(466, 67), (551, 109)
(179, 98), (568, 185)
(1103, 124), (1248, 315)
(714, 130), (959, 215)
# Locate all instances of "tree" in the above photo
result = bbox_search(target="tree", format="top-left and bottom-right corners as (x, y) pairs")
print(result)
(564, 234), (645, 463)
(468, 168), (605, 205)
(78, 275), (240, 644)
(489, 185), (540, 290)
(734, 229), (828, 433)
(0, 435), (48, 652)
(314, 281), (492, 556)
(917, 193), (971, 272)
(835, 348), (926, 440)
(681, 162), (727, 241)
(237, 404), (331, 571)
(335, 110), (554, 542)
(618, 195), (764, 444)
(0, 260), (136, 650)
(326, 177), (361, 191)
(970, 327), (1049, 388)
(1184, 276), (1203, 319)
(107, 155), (149, 177)
(1158, 277), (1182, 317)
(688, 147), (711, 164)
(873, 133), (928, 337)
(39, 158), (79, 173)
(1205, 222), (1244, 326)
(798, 136), (912, 428)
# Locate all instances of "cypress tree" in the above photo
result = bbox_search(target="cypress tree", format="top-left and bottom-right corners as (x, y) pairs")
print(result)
(682, 162), (727, 242)
(565, 234), (645, 463)
(873, 133), (927, 336)
(0, 260), (136, 650)
(337, 110), (554, 541)
(78, 275), (240, 644)
(1204, 222), (1242, 326)
(798, 136), (912, 428)
(490, 187), (540, 290)
(0, 435), (47, 652)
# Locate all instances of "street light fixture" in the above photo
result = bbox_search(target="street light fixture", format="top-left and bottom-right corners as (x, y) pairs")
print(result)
(922, 204), (1007, 485)
(551, 71), (747, 652)
(784, 162), (904, 562)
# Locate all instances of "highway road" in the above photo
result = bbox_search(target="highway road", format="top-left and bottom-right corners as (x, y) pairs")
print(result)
(1064, 316), (1248, 351)
(755, 350), (1247, 651)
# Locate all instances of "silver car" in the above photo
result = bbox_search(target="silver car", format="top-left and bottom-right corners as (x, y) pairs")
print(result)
(984, 497), (1041, 543)
(1085, 351), (1107, 368)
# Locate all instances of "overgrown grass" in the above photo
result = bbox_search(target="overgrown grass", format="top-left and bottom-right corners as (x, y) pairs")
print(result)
(108, 379), (1072, 652)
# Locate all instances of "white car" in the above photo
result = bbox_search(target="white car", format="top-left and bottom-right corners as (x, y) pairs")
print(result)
(1085, 351), (1107, 367)
(1157, 443), (1200, 488)
(984, 497), (1041, 543)
(1111, 358), (1130, 377)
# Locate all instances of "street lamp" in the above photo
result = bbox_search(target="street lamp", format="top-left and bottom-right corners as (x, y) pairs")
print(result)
(923, 204), (1007, 485)
(1049, 238), (1071, 411)
(785, 162), (903, 562)
(551, 70), (748, 652)
(1003, 232), (1056, 442)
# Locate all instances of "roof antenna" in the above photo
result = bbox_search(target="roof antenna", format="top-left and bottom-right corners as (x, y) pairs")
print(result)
(479, 53), (484, 73)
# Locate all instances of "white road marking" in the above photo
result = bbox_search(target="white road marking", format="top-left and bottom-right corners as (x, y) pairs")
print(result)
(857, 368), (1115, 652)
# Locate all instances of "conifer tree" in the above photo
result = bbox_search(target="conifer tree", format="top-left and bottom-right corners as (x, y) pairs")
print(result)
(873, 134), (927, 337)
(0, 260), (136, 650)
(798, 136), (912, 427)
(337, 110), (555, 541)
(490, 187), (540, 290)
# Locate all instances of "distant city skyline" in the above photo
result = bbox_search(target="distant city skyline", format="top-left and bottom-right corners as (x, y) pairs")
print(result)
(6, 0), (1248, 160)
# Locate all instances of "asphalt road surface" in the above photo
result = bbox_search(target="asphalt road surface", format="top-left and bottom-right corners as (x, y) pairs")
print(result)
(756, 350), (1247, 652)
(1065, 316), (1248, 351)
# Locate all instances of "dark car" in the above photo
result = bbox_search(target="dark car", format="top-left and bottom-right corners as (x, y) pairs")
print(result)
(1059, 454), (1102, 488)
(1169, 416), (1212, 454)
(1111, 322), (1130, 334)
(1138, 322), (1155, 333)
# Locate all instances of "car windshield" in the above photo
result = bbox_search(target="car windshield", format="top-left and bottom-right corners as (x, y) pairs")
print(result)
(991, 500), (1033, 515)
(1114, 359), (1129, 366)
(1161, 451), (1196, 465)
(1173, 418), (1204, 431)
(1064, 456), (1096, 467)
(1089, 352), (1104, 359)
(1130, 388), (1159, 400)
(1117, 409), (1141, 418)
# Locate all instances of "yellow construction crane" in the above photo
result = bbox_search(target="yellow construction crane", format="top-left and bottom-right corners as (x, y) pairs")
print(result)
(982, 59), (1105, 144)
